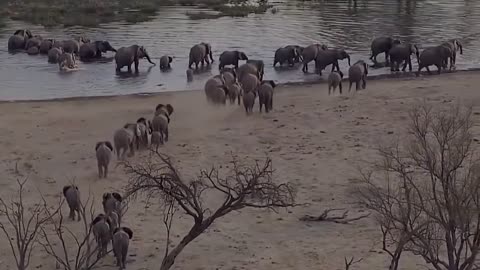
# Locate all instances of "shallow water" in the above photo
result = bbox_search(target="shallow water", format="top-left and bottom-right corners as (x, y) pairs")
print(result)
(1, 0), (480, 100)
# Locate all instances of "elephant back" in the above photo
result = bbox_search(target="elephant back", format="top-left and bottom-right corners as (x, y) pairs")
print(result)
(189, 44), (207, 62)
(39, 39), (53, 54)
(239, 72), (259, 94)
(151, 115), (168, 132)
(8, 35), (26, 51)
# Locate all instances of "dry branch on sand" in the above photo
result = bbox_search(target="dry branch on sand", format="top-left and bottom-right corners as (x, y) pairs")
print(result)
(123, 152), (297, 270)
(344, 256), (363, 270)
(357, 102), (480, 270)
(299, 208), (370, 224)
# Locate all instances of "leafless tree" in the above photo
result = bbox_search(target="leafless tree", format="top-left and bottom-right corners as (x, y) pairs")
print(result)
(39, 192), (110, 270)
(123, 152), (296, 270)
(0, 178), (58, 270)
(357, 103), (480, 270)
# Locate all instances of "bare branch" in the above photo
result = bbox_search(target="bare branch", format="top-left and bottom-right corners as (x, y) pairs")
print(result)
(299, 208), (370, 224)
(344, 256), (363, 270)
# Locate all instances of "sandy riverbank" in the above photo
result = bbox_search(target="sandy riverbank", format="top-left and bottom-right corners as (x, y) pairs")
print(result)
(1, 71), (480, 270)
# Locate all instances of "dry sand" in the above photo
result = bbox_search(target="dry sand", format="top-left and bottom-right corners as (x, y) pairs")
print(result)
(1, 71), (480, 270)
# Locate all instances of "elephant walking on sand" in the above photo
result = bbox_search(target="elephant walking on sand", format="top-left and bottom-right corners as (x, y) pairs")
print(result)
(113, 227), (133, 270)
(8, 29), (33, 51)
(115, 45), (155, 73)
(416, 45), (452, 76)
(370, 36), (401, 65)
(63, 185), (81, 221)
(388, 43), (419, 72)
(328, 71), (343, 95)
(151, 104), (174, 144)
(219, 50), (248, 70)
(301, 43), (328, 73)
(258, 80), (276, 113)
(315, 49), (350, 76)
(95, 141), (113, 178)
(204, 74), (229, 105)
(348, 60), (368, 91)
(92, 214), (112, 259)
(189, 42), (213, 69)
(113, 125), (140, 160)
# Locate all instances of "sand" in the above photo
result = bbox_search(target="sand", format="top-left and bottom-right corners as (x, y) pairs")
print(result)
(1, 71), (480, 270)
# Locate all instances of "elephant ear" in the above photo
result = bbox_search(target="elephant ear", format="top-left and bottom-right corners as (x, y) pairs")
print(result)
(63, 185), (72, 197)
(95, 142), (102, 151)
(102, 192), (111, 202)
(267, 80), (276, 88)
(155, 104), (165, 112)
(91, 214), (105, 226)
(122, 227), (134, 239)
(25, 30), (33, 38)
(168, 56), (173, 63)
(240, 52), (248, 61)
(166, 104), (174, 116)
(14, 29), (24, 36)
(136, 117), (146, 124)
(105, 141), (114, 152)
(113, 227), (121, 234)
(112, 192), (123, 202)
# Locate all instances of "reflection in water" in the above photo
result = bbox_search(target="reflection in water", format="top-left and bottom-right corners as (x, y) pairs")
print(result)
(0, 0), (480, 100)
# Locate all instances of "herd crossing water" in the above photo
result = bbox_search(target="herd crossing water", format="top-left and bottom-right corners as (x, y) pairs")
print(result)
(1, 0), (480, 100)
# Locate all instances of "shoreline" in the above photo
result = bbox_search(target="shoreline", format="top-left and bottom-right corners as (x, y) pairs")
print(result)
(2, 68), (479, 103)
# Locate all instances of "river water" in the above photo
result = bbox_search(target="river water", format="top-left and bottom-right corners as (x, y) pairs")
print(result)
(1, 0), (480, 100)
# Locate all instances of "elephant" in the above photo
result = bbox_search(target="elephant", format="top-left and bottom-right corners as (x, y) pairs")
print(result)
(58, 52), (77, 71)
(204, 75), (229, 105)
(154, 104), (174, 122)
(102, 192), (123, 224)
(136, 117), (150, 149)
(95, 141), (113, 179)
(246, 60), (265, 81)
(60, 36), (90, 55)
(150, 131), (162, 150)
(440, 39), (463, 69)
(348, 60), (368, 91)
(274, 46), (299, 67)
(186, 69), (194, 82)
(237, 60), (264, 82)
(91, 214), (112, 259)
(152, 104), (174, 143)
(315, 49), (351, 76)
(258, 80), (276, 113)
(239, 73), (260, 94)
(79, 41), (117, 61)
(39, 39), (55, 54)
(8, 29), (33, 51)
(220, 68), (237, 86)
(25, 35), (43, 51)
(63, 185), (81, 221)
(328, 71), (343, 95)
(370, 36), (401, 64)
(113, 227), (133, 270)
(113, 126), (139, 160)
(284, 45), (304, 63)
(27, 47), (39, 55)
(159, 55), (173, 71)
(227, 82), (242, 105)
(243, 91), (256, 115)
(115, 45), (155, 73)
(416, 45), (452, 76)
(189, 42), (214, 69)
(219, 50), (248, 70)
(388, 43), (419, 72)
(48, 47), (63, 63)
(301, 43), (328, 73)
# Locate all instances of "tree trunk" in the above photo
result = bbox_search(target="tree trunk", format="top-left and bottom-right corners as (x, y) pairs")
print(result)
(160, 225), (204, 270)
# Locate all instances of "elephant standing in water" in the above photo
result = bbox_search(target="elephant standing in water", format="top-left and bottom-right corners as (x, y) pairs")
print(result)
(284, 45), (304, 63)
(416, 45), (452, 76)
(370, 36), (401, 65)
(39, 39), (55, 54)
(219, 50), (248, 70)
(274, 46), (300, 67)
(301, 43), (328, 73)
(7, 29), (33, 51)
(59, 36), (90, 55)
(315, 49), (350, 76)
(189, 42), (213, 69)
(440, 39), (463, 69)
(115, 45), (155, 73)
(388, 43), (419, 72)
(79, 41), (116, 61)
(25, 35), (43, 55)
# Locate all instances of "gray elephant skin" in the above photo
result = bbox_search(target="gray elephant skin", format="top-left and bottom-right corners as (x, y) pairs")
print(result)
(348, 60), (368, 91)
(274, 46), (299, 67)
(258, 80), (276, 113)
(328, 71), (343, 95)
(227, 82), (242, 105)
(115, 45), (155, 73)
(160, 55), (173, 71)
(151, 131), (162, 151)
(113, 227), (133, 269)
(136, 117), (150, 149)
(301, 43), (328, 72)
(246, 59), (265, 81)
(48, 47), (63, 63)
(103, 192), (123, 225)
(243, 91), (256, 115)
(417, 45), (452, 76)
(92, 214), (112, 259)
(441, 39), (463, 69)
(370, 36), (401, 64)
(315, 49), (350, 76)
(154, 103), (174, 122)
(8, 29), (33, 51)
(219, 50), (248, 70)
(79, 41), (117, 61)
(186, 69), (194, 82)
(25, 35), (43, 53)
(221, 68), (237, 86)
(237, 60), (264, 81)
(151, 104), (174, 144)
(189, 42), (214, 69)
(239, 73), (260, 94)
(59, 36), (90, 55)
(27, 47), (39, 55)
(39, 39), (55, 54)
(113, 125), (139, 160)
(284, 45), (304, 63)
(63, 185), (81, 221)
(204, 75), (229, 105)
(95, 141), (113, 178)
(58, 52), (77, 71)
(389, 43), (419, 72)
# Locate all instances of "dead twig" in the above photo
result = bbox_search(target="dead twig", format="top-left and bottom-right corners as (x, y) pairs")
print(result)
(344, 256), (363, 270)
(299, 208), (370, 224)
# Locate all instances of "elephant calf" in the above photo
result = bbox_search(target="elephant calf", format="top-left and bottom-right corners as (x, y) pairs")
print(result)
(63, 185), (81, 221)
(152, 104), (174, 144)
(136, 117), (150, 150)
(95, 141), (113, 179)
(328, 71), (343, 95)
(348, 60), (368, 91)
(440, 39), (463, 70)
(48, 47), (63, 64)
(204, 75), (229, 105)
(103, 192), (123, 224)
(151, 131), (162, 150)
(258, 80), (276, 113)
(219, 50), (248, 70)
(58, 52), (77, 71)
(227, 82), (242, 105)
(113, 125), (139, 160)
(160, 55), (173, 71)
(243, 91), (256, 115)
(113, 227), (133, 270)
(370, 36), (401, 64)
(92, 214), (112, 259)
(389, 43), (419, 72)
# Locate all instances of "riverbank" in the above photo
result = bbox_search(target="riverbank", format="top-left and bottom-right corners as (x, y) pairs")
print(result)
(1, 71), (480, 269)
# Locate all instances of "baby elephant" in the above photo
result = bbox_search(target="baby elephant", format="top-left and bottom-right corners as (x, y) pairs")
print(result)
(159, 55), (173, 71)
(58, 52), (77, 71)
(92, 214), (112, 259)
(258, 80), (276, 113)
(136, 118), (150, 150)
(63, 185), (81, 221)
(243, 91), (256, 115)
(113, 125), (139, 160)
(348, 60), (368, 91)
(328, 71), (344, 95)
(186, 69), (194, 82)
(95, 141), (113, 178)
(113, 227), (133, 270)
(227, 82), (242, 105)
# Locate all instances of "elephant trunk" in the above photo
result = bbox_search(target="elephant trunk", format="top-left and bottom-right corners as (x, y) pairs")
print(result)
(459, 43), (463, 55)
(347, 54), (351, 66)
(145, 53), (155, 65)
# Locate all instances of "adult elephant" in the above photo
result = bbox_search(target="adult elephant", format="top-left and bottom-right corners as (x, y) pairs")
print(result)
(189, 42), (213, 69)
(440, 39), (463, 69)
(60, 36), (90, 55)
(39, 39), (55, 54)
(79, 41), (117, 61)
(388, 43), (419, 72)
(115, 45), (155, 73)
(237, 60), (264, 81)
(301, 43), (328, 73)
(25, 35), (43, 50)
(370, 36), (401, 64)
(284, 45), (304, 63)
(315, 49), (350, 76)
(273, 46), (299, 67)
(7, 29), (33, 51)
(219, 50), (248, 70)
(204, 75), (229, 104)
(416, 45), (452, 76)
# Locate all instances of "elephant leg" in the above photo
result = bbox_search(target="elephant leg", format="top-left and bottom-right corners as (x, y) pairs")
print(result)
(416, 65), (422, 77)
(98, 163), (102, 178)
(385, 52), (390, 64)
(302, 62), (308, 73)
(331, 64), (335, 72)
(134, 60), (140, 73)
(116, 66), (121, 72)
(362, 77), (366, 89)
(408, 58), (412, 72)
(104, 165), (108, 178)
(69, 208), (75, 220)
(339, 82), (343, 94)
(127, 64), (132, 73)
(288, 59), (294, 67)
(349, 81), (353, 92)
(402, 60), (407, 71)
(356, 81), (360, 91)
(195, 62), (199, 69)
(390, 60), (395, 71)
(328, 85), (331, 95)
(164, 128), (169, 142)
(201, 59), (205, 66)
(436, 64), (441, 74)
(426, 66), (431, 75)
(259, 102), (263, 112)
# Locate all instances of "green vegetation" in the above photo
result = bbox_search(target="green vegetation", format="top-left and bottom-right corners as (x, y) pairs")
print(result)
(3, 0), (274, 26)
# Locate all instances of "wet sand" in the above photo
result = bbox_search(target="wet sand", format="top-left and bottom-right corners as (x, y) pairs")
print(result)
(1, 71), (480, 269)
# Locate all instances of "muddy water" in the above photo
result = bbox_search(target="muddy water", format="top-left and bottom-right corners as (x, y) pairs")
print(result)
(1, 0), (480, 100)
